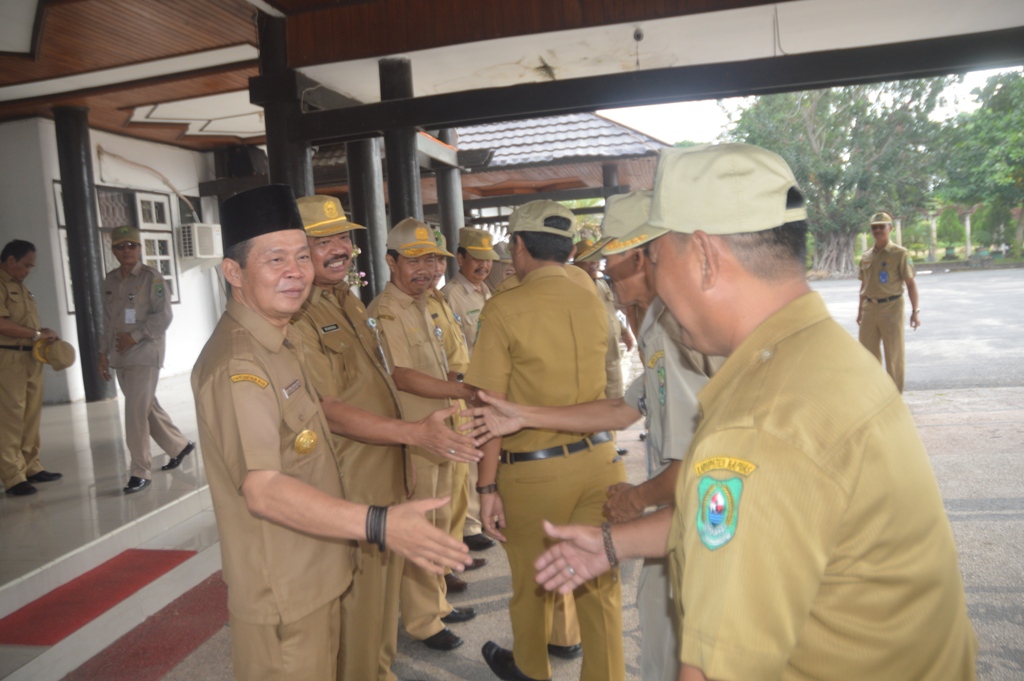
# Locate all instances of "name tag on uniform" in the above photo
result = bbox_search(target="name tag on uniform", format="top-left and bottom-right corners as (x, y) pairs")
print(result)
(321, 324), (340, 333)
(283, 379), (301, 399)
(124, 309), (136, 324)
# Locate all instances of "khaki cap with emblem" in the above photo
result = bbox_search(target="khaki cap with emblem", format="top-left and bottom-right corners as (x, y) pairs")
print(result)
(33, 338), (76, 372)
(870, 211), (894, 226)
(602, 191), (659, 255)
(297, 195), (366, 236)
(386, 217), (454, 257)
(650, 143), (807, 236)
(507, 200), (579, 238)
(110, 225), (141, 246)
(434, 230), (454, 258)
(458, 227), (500, 260)
(575, 237), (613, 262)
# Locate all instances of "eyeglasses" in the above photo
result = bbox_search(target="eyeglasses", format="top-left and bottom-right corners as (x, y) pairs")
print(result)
(113, 242), (140, 251)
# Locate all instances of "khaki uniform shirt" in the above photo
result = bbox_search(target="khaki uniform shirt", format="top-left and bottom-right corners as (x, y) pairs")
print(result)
(859, 241), (915, 299)
(441, 272), (489, 355)
(427, 290), (470, 374)
(623, 298), (715, 479)
(0, 269), (40, 346)
(291, 283), (411, 504)
(466, 265), (608, 452)
(368, 282), (451, 464)
(192, 299), (354, 625)
(102, 262), (172, 368)
(666, 292), (976, 681)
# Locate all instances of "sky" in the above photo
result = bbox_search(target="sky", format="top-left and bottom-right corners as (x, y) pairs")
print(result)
(598, 66), (1020, 146)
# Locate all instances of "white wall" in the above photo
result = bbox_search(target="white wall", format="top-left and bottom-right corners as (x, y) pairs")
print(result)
(0, 117), (223, 403)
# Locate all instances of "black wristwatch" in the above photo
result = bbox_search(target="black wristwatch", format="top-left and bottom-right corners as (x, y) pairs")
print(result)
(476, 483), (497, 495)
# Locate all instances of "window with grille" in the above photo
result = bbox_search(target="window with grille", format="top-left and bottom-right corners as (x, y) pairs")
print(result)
(142, 233), (179, 303)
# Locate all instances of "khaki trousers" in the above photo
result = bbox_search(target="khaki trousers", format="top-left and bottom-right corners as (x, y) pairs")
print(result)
(637, 556), (681, 681)
(500, 442), (626, 681)
(400, 455), (454, 639)
(0, 350), (44, 489)
(338, 544), (403, 681)
(115, 365), (189, 478)
(859, 297), (906, 392)
(230, 598), (341, 681)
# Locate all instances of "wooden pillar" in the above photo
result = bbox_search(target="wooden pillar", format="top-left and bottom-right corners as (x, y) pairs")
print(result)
(436, 128), (465, 279)
(52, 107), (116, 402)
(257, 13), (312, 196)
(379, 58), (422, 224)
(347, 138), (389, 301)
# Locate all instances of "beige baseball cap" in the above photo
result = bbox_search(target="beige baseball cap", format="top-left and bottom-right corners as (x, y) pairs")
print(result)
(507, 200), (579, 238)
(458, 227), (500, 260)
(110, 226), (141, 246)
(386, 218), (453, 258)
(601, 191), (661, 255)
(649, 143), (807, 235)
(297, 195), (366, 236)
(33, 338), (76, 372)
(870, 211), (894, 226)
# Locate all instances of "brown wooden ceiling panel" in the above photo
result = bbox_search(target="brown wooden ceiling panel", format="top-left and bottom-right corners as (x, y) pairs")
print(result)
(286, 0), (792, 68)
(0, 0), (257, 86)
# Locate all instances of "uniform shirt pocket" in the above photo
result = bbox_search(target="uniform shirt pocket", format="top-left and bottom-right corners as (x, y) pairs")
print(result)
(280, 389), (324, 478)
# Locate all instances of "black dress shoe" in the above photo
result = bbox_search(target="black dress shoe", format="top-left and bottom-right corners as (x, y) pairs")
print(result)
(616, 447), (628, 456)
(27, 470), (62, 483)
(123, 476), (151, 494)
(441, 606), (476, 624)
(464, 556), (488, 571)
(464, 532), (496, 551)
(482, 641), (549, 681)
(445, 573), (469, 593)
(547, 642), (583, 659)
(5, 481), (38, 496)
(421, 627), (463, 651)
(162, 441), (195, 471)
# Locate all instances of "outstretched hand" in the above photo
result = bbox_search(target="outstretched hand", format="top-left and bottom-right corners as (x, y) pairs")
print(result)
(534, 520), (610, 594)
(459, 391), (526, 445)
(417, 405), (482, 462)
(386, 497), (472, 574)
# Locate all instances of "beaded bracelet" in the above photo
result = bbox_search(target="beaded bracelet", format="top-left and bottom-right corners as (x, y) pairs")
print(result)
(601, 521), (619, 569)
(366, 505), (388, 551)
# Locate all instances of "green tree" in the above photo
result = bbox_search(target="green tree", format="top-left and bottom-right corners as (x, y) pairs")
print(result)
(936, 207), (964, 247)
(942, 71), (1024, 257)
(972, 199), (1013, 248)
(727, 78), (952, 274)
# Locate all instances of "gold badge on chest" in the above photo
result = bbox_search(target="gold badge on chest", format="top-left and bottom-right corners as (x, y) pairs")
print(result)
(294, 429), (318, 455)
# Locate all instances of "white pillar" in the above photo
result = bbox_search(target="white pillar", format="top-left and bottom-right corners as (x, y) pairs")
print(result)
(894, 218), (903, 246)
(928, 215), (937, 263)
(964, 211), (972, 258)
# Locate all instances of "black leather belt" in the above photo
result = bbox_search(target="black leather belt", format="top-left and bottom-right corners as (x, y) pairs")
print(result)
(866, 294), (901, 303)
(500, 431), (613, 464)
(0, 345), (33, 351)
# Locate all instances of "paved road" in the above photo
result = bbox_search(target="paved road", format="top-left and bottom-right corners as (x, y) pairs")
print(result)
(811, 266), (1024, 391)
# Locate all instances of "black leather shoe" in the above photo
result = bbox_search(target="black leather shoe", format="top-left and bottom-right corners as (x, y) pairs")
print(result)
(464, 532), (496, 551)
(162, 441), (195, 471)
(5, 481), (38, 496)
(441, 606), (476, 624)
(445, 573), (469, 593)
(123, 476), (151, 494)
(421, 627), (463, 651)
(27, 470), (62, 483)
(547, 643), (583, 659)
(465, 557), (487, 571)
(616, 447), (628, 456)
(482, 641), (549, 681)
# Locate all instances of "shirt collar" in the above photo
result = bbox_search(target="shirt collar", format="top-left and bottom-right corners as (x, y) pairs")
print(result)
(385, 281), (424, 310)
(227, 298), (287, 353)
(119, 261), (143, 279)
(698, 292), (830, 410)
(0, 269), (15, 286)
(520, 264), (568, 285)
(454, 271), (486, 295)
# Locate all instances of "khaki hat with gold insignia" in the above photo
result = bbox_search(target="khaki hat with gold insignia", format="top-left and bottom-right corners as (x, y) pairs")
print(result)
(575, 237), (614, 262)
(33, 338), (76, 372)
(649, 143), (807, 235)
(507, 200), (578, 238)
(602, 191), (660, 255)
(386, 218), (454, 258)
(110, 226), (141, 246)
(457, 227), (500, 260)
(297, 195), (366, 236)
(870, 211), (894, 226)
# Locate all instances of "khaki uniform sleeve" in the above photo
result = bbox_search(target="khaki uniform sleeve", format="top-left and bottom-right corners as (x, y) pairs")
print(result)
(677, 428), (845, 680)
(373, 304), (415, 370)
(134, 271), (173, 343)
(899, 250), (915, 282)
(463, 301), (512, 393)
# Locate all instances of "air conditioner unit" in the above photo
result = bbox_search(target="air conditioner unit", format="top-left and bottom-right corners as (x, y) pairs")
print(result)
(178, 223), (223, 259)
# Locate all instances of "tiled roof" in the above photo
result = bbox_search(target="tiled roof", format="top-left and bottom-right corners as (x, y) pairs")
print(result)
(455, 113), (664, 169)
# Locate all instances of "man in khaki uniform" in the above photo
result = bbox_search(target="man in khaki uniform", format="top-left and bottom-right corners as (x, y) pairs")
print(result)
(291, 196), (480, 681)
(484, 241), (516, 292)
(858, 211), (920, 392)
(442, 227), (501, 554)
(533, 144), (977, 681)
(467, 200), (626, 681)
(193, 185), (471, 681)
(369, 218), (479, 652)
(99, 226), (193, 493)
(0, 240), (62, 496)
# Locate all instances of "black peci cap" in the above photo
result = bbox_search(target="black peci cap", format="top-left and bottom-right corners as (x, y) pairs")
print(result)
(220, 184), (304, 252)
